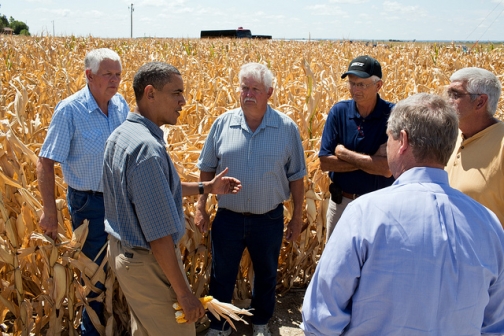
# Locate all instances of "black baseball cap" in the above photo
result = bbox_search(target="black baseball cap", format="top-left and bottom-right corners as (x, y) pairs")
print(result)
(341, 55), (382, 79)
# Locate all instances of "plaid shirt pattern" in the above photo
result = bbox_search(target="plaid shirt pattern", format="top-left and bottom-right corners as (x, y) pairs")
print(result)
(197, 105), (306, 214)
(39, 86), (129, 192)
(103, 113), (185, 248)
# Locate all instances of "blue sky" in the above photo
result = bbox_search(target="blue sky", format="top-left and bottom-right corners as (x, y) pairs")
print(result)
(3, 0), (504, 41)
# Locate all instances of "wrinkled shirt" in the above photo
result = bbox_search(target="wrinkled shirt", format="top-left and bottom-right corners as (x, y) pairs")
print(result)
(39, 86), (129, 191)
(197, 105), (306, 214)
(319, 95), (395, 194)
(446, 122), (504, 227)
(301, 167), (504, 336)
(103, 113), (185, 248)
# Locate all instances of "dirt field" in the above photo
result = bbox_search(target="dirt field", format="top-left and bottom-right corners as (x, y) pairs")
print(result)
(197, 289), (305, 336)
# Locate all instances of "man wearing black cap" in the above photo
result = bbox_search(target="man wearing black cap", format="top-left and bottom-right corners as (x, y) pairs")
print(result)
(319, 55), (395, 241)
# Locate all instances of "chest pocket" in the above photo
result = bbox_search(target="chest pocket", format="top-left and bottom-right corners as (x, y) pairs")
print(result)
(79, 128), (103, 155)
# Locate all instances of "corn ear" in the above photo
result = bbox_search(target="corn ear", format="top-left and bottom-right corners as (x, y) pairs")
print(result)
(175, 310), (187, 323)
(53, 263), (67, 310)
(14, 256), (24, 296)
(6, 218), (19, 249)
(0, 240), (14, 265)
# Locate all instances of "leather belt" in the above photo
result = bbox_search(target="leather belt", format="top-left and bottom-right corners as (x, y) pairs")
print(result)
(81, 190), (103, 196)
(342, 191), (360, 200)
(68, 186), (103, 196)
(221, 204), (281, 216)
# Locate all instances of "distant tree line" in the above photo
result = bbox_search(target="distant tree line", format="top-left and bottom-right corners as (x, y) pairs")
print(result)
(0, 11), (30, 35)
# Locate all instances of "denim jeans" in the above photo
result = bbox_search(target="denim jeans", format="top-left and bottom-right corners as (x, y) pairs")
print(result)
(208, 204), (284, 330)
(67, 187), (108, 336)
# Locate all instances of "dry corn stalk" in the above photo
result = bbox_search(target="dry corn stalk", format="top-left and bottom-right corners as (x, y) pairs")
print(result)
(0, 35), (503, 334)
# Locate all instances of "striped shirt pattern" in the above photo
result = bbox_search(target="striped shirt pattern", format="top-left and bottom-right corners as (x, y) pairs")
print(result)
(39, 86), (129, 192)
(197, 105), (307, 214)
(103, 113), (185, 249)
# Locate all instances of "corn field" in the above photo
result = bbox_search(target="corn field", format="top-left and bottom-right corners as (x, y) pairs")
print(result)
(0, 35), (503, 335)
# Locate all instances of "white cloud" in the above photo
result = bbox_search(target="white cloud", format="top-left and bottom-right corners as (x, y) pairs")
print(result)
(138, 0), (168, 7)
(25, 0), (54, 3)
(306, 4), (347, 16)
(85, 10), (104, 18)
(264, 14), (287, 20)
(329, 0), (368, 3)
(139, 17), (156, 23)
(39, 8), (73, 17)
(382, 1), (427, 16)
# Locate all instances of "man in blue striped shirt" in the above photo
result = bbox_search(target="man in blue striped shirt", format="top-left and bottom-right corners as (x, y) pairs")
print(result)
(103, 62), (241, 336)
(37, 48), (129, 336)
(196, 63), (307, 336)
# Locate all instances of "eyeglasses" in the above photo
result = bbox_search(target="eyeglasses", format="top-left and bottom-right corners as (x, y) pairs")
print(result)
(446, 90), (481, 100)
(347, 81), (377, 90)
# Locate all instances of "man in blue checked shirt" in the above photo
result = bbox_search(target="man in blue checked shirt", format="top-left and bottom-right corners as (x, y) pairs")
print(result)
(103, 62), (241, 336)
(37, 48), (129, 336)
(301, 93), (504, 335)
(195, 62), (307, 336)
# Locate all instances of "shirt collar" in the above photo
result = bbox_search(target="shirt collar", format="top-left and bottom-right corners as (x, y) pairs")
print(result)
(393, 166), (449, 186)
(83, 85), (121, 115)
(83, 85), (100, 114)
(230, 105), (280, 131)
(126, 113), (166, 144)
(350, 94), (387, 120)
(461, 121), (502, 144)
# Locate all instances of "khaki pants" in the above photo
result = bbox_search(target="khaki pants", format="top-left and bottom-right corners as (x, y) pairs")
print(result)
(108, 236), (195, 336)
(325, 197), (353, 243)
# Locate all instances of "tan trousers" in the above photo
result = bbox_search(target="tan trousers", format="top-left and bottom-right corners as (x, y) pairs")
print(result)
(108, 236), (195, 336)
(325, 197), (353, 243)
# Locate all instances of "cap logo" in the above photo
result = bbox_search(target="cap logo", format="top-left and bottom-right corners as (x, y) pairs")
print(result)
(351, 62), (365, 67)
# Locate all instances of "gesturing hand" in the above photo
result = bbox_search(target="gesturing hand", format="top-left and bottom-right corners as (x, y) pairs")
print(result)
(210, 167), (242, 195)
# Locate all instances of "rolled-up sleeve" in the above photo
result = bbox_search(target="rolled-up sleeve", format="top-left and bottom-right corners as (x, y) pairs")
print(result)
(39, 105), (73, 163)
(197, 121), (219, 172)
(286, 124), (307, 181)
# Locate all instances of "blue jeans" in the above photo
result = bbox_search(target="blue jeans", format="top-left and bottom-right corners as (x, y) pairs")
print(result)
(67, 187), (108, 336)
(208, 204), (284, 330)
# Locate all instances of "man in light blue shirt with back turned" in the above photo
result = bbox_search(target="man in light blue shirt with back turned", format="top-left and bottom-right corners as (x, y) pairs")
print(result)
(301, 93), (504, 335)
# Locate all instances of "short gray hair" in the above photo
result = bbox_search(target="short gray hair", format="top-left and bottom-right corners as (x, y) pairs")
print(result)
(84, 48), (122, 74)
(133, 62), (181, 101)
(370, 75), (381, 83)
(450, 67), (502, 116)
(239, 63), (274, 90)
(387, 93), (459, 166)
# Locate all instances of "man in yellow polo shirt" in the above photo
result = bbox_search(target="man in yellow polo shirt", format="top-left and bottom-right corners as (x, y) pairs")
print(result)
(445, 67), (504, 227)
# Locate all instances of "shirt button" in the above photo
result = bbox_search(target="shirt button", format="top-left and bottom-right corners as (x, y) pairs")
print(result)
(460, 146), (464, 149)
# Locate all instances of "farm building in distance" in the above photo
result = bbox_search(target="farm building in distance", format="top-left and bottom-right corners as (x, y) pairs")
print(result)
(201, 27), (271, 39)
